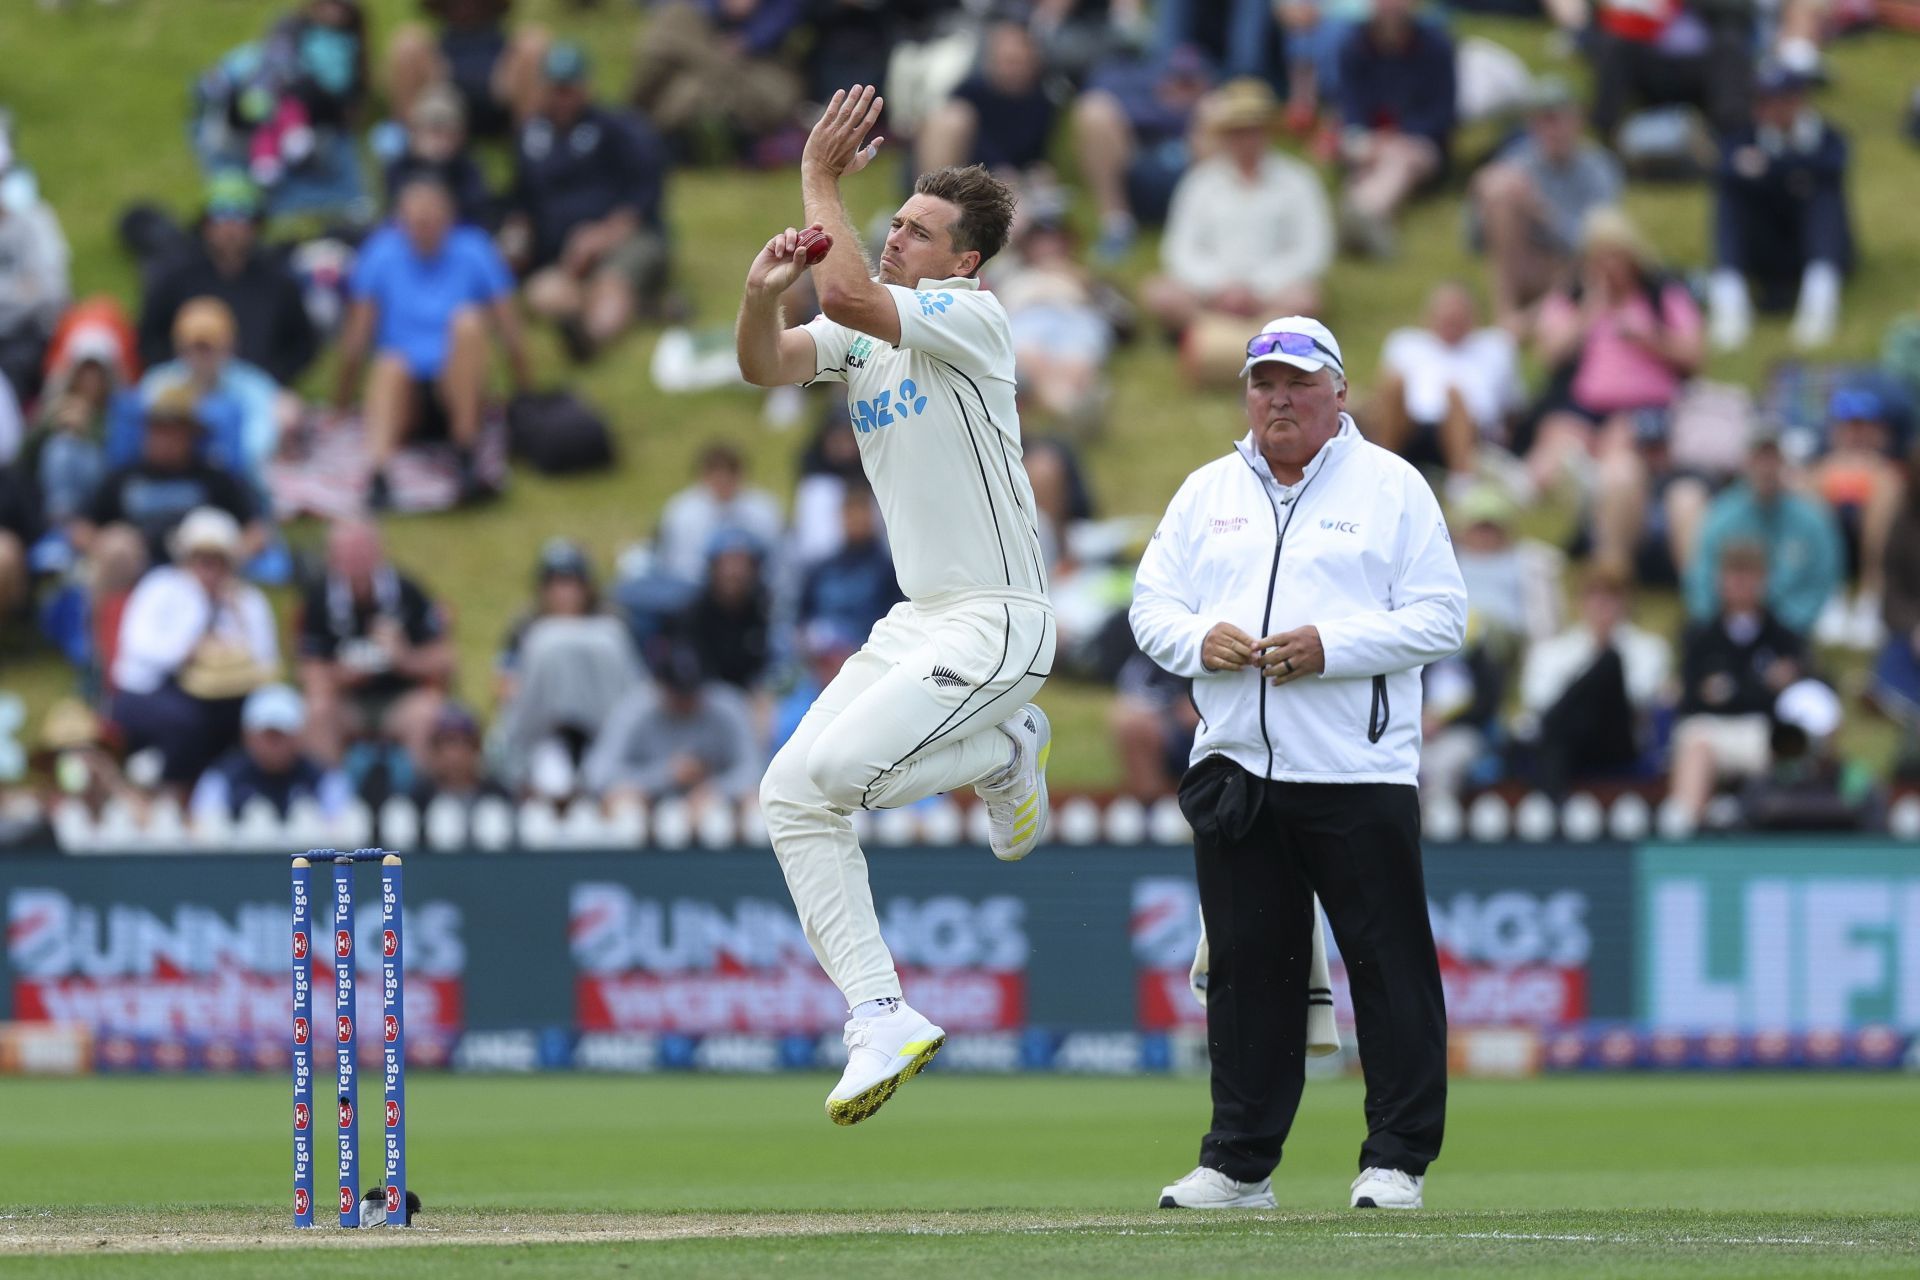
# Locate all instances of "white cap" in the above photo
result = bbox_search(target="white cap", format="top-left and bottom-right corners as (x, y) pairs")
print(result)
(242, 683), (306, 734)
(171, 506), (243, 561)
(1240, 315), (1345, 378)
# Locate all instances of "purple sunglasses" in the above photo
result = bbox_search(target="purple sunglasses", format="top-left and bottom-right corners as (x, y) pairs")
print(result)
(1246, 331), (1343, 372)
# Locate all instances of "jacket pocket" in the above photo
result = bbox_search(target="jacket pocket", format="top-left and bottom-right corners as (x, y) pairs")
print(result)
(1177, 754), (1261, 844)
(1367, 674), (1390, 745)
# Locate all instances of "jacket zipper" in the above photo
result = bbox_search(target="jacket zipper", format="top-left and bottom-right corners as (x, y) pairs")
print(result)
(1239, 451), (1320, 777)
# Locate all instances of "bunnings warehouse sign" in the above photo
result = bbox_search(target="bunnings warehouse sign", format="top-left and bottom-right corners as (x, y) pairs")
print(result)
(1638, 844), (1920, 1031)
(0, 841), (1910, 1073)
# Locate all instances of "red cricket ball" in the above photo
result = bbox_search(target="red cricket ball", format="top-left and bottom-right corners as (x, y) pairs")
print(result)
(797, 227), (832, 265)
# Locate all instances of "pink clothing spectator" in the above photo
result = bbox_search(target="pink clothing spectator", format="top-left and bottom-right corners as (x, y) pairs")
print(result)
(1541, 281), (1702, 415)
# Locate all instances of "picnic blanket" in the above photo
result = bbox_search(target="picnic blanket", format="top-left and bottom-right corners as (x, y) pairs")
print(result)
(266, 407), (509, 520)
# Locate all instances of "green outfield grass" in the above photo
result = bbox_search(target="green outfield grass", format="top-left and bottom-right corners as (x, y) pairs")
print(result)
(1, 1073), (1915, 1276)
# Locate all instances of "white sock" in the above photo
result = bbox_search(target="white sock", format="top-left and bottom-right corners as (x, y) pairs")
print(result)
(851, 997), (900, 1019)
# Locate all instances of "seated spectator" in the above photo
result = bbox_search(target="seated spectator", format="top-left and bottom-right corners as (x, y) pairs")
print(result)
(1885, 290), (1920, 407)
(1740, 677), (1870, 831)
(1684, 428), (1842, 638)
(504, 42), (672, 361)
(655, 443), (783, 586)
(0, 132), (71, 402)
(22, 329), (125, 527)
(1707, 64), (1854, 353)
(997, 197), (1127, 428)
(138, 298), (289, 490)
(384, 0), (549, 140)
(798, 483), (902, 642)
(493, 539), (644, 788)
(136, 173), (319, 385)
(409, 701), (510, 809)
(770, 621), (862, 757)
(1669, 540), (1808, 825)
(1154, 0), (1284, 90)
(629, 0), (806, 151)
(1515, 560), (1673, 796)
(1069, 42), (1214, 260)
(1871, 442), (1920, 727)
(380, 82), (495, 228)
(1368, 282), (1524, 497)
(0, 461), (34, 618)
(1108, 649), (1200, 801)
(74, 382), (266, 570)
(110, 507), (280, 788)
(1588, 0), (1754, 142)
(917, 20), (1059, 179)
(190, 683), (350, 824)
(1469, 76), (1623, 329)
(296, 520), (453, 767)
(685, 532), (773, 692)
(582, 646), (760, 807)
(1449, 485), (1564, 646)
(1421, 613), (1510, 803)
(1140, 79), (1333, 337)
(1525, 208), (1703, 572)
(789, 406), (866, 566)
(1808, 386), (1905, 649)
(335, 175), (531, 508)
(1332, 0), (1455, 259)
(1279, 0), (1367, 131)
(190, 1), (371, 211)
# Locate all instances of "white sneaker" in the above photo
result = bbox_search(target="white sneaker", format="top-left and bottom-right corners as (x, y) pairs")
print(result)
(824, 1003), (945, 1127)
(974, 704), (1051, 862)
(1350, 1167), (1424, 1209)
(1158, 1166), (1276, 1209)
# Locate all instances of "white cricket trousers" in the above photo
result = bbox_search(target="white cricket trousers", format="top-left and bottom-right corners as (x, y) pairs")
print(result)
(761, 589), (1056, 1006)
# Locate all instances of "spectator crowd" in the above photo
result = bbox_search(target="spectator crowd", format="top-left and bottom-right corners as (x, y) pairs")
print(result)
(3, 0), (1920, 847)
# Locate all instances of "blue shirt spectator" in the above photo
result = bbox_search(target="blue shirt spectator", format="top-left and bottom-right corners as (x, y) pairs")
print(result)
(348, 220), (512, 378)
(1685, 437), (1845, 636)
(798, 487), (903, 640)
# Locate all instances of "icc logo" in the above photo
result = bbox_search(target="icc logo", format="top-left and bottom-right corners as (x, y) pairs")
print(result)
(383, 929), (397, 958)
(337, 1015), (353, 1043)
(293, 931), (308, 959)
(294, 1102), (310, 1130)
(293, 1018), (310, 1046)
(338, 1098), (355, 1128)
(340, 1187), (356, 1215)
(295, 1188), (310, 1217)
(336, 930), (352, 959)
(386, 1100), (400, 1128)
(383, 1015), (399, 1043)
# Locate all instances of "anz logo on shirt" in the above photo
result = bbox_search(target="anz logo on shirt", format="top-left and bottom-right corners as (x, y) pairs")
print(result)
(915, 291), (955, 316)
(853, 379), (930, 434)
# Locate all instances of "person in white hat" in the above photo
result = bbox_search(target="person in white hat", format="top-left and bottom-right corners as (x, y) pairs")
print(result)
(1131, 315), (1467, 1212)
(189, 683), (350, 825)
(110, 506), (280, 787)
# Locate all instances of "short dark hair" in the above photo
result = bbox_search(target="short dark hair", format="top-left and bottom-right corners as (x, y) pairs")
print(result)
(913, 165), (1016, 272)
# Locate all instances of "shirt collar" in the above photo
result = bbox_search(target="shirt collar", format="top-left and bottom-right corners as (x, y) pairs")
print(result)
(1235, 413), (1357, 496)
(913, 275), (980, 291)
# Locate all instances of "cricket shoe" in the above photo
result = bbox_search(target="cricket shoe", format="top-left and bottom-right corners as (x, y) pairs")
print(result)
(1350, 1167), (1423, 1209)
(825, 1002), (945, 1126)
(1157, 1166), (1276, 1210)
(975, 704), (1051, 861)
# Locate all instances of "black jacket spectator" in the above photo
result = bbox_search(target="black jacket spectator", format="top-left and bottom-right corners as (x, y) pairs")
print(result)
(297, 567), (448, 703)
(138, 240), (319, 385)
(683, 537), (772, 691)
(1714, 109), (1853, 310)
(798, 527), (902, 640)
(950, 68), (1058, 173)
(510, 103), (667, 269)
(384, 149), (494, 228)
(1337, 17), (1456, 157)
(1678, 610), (1806, 719)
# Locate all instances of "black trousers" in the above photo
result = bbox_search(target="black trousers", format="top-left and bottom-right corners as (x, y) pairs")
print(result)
(1180, 757), (1447, 1183)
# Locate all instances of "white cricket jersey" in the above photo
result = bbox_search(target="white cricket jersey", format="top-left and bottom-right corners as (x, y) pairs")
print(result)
(801, 276), (1048, 602)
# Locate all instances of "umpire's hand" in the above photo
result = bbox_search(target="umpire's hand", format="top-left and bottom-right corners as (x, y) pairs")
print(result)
(1201, 622), (1258, 672)
(1256, 625), (1325, 686)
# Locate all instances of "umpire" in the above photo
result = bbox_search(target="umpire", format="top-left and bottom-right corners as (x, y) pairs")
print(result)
(1131, 317), (1467, 1211)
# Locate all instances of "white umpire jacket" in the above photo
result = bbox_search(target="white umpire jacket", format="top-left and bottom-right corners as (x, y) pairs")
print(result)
(1130, 415), (1468, 786)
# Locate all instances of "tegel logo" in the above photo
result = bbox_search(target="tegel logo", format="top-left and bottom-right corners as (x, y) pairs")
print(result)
(335, 930), (351, 958)
(293, 1017), (310, 1045)
(1320, 519), (1360, 534)
(293, 931), (308, 960)
(384, 1014), (399, 1043)
(338, 1097), (354, 1128)
(295, 1102), (310, 1131)
(336, 1015), (353, 1043)
(386, 1100), (400, 1128)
